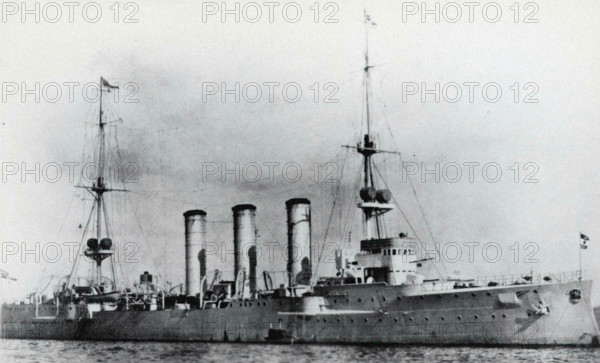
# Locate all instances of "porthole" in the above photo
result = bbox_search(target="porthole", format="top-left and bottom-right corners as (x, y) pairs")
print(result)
(371, 297), (375, 302)
(336, 318), (340, 323)
(471, 293), (476, 297)
(333, 299), (337, 304)
(454, 294), (459, 298)
(486, 292), (491, 296)
(394, 318), (398, 322)
(409, 317), (414, 322)
(420, 296), (424, 300)
(397, 296), (401, 301)
(527, 313), (531, 317)
(533, 289), (538, 294)
(425, 317), (429, 321)
(358, 298), (362, 303)
(239, 303), (242, 307)
(474, 315), (478, 319)
(323, 319), (327, 323)
(382, 297), (386, 301)
(364, 318), (368, 322)
(502, 314), (507, 318)
(378, 318), (383, 323)
(457, 315), (462, 320)
(350, 319), (354, 323)
(441, 316), (445, 321)
(492, 314), (496, 319)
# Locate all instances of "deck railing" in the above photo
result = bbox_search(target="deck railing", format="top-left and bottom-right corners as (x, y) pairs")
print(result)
(420, 270), (586, 292)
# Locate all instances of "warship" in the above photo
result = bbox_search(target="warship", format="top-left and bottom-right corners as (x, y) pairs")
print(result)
(2, 21), (600, 347)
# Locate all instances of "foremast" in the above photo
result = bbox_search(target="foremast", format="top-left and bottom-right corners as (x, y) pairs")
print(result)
(68, 77), (121, 290)
(86, 78), (112, 286)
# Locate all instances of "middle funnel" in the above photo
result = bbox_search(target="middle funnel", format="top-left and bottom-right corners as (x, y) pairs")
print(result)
(232, 204), (257, 297)
(286, 198), (312, 286)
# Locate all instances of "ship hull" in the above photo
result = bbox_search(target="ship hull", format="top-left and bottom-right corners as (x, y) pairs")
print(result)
(3, 280), (599, 346)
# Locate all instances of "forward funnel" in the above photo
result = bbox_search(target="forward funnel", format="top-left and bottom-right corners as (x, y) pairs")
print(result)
(183, 209), (207, 297)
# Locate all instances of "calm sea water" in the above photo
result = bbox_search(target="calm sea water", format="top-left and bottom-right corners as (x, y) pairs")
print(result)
(1, 341), (599, 363)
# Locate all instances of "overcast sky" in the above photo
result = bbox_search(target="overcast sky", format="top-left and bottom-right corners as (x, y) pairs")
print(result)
(1, 1), (600, 303)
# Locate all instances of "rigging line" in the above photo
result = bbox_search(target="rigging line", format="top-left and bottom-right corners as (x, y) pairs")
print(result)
(372, 163), (421, 242)
(375, 97), (449, 279)
(398, 152), (449, 278)
(110, 123), (134, 288)
(77, 123), (89, 186)
(78, 124), (97, 187)
(371, 162), (445, 281)
(337, 170), (357, 248)
(112, 124), (128, 187)
(311, 149), (349, 286)
(344, 199), (358, 249)
(158, 129), (169, 282)
(341, 158), (363, 245)
(102, 198), (118, 289)
(38, 275), (55, 295)
(116, 214), (130, 289)
(36, 192), (78, 289)
(66, 203), (96, 289)
(345, 174), (361, 246)
(87, 126), (101, 185)
(125, 192), (165, 284)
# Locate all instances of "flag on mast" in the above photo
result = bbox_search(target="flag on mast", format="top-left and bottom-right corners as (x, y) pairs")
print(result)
(580, 232), (589, 249)
(365, 12), (377, 26)
(101, 77), (119, 90)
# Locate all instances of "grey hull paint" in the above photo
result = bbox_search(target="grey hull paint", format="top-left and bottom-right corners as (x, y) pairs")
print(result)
(3, 280), (598, 346)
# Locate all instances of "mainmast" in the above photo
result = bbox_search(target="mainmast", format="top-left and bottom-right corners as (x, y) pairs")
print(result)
(352, 11), (395, 240)
(361, 9), (376, 190)
(97, 83), (104, 244)
(364, 9), (371, 138)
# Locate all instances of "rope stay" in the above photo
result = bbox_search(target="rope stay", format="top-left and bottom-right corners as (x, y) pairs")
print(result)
(311, 149), (349, 286)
